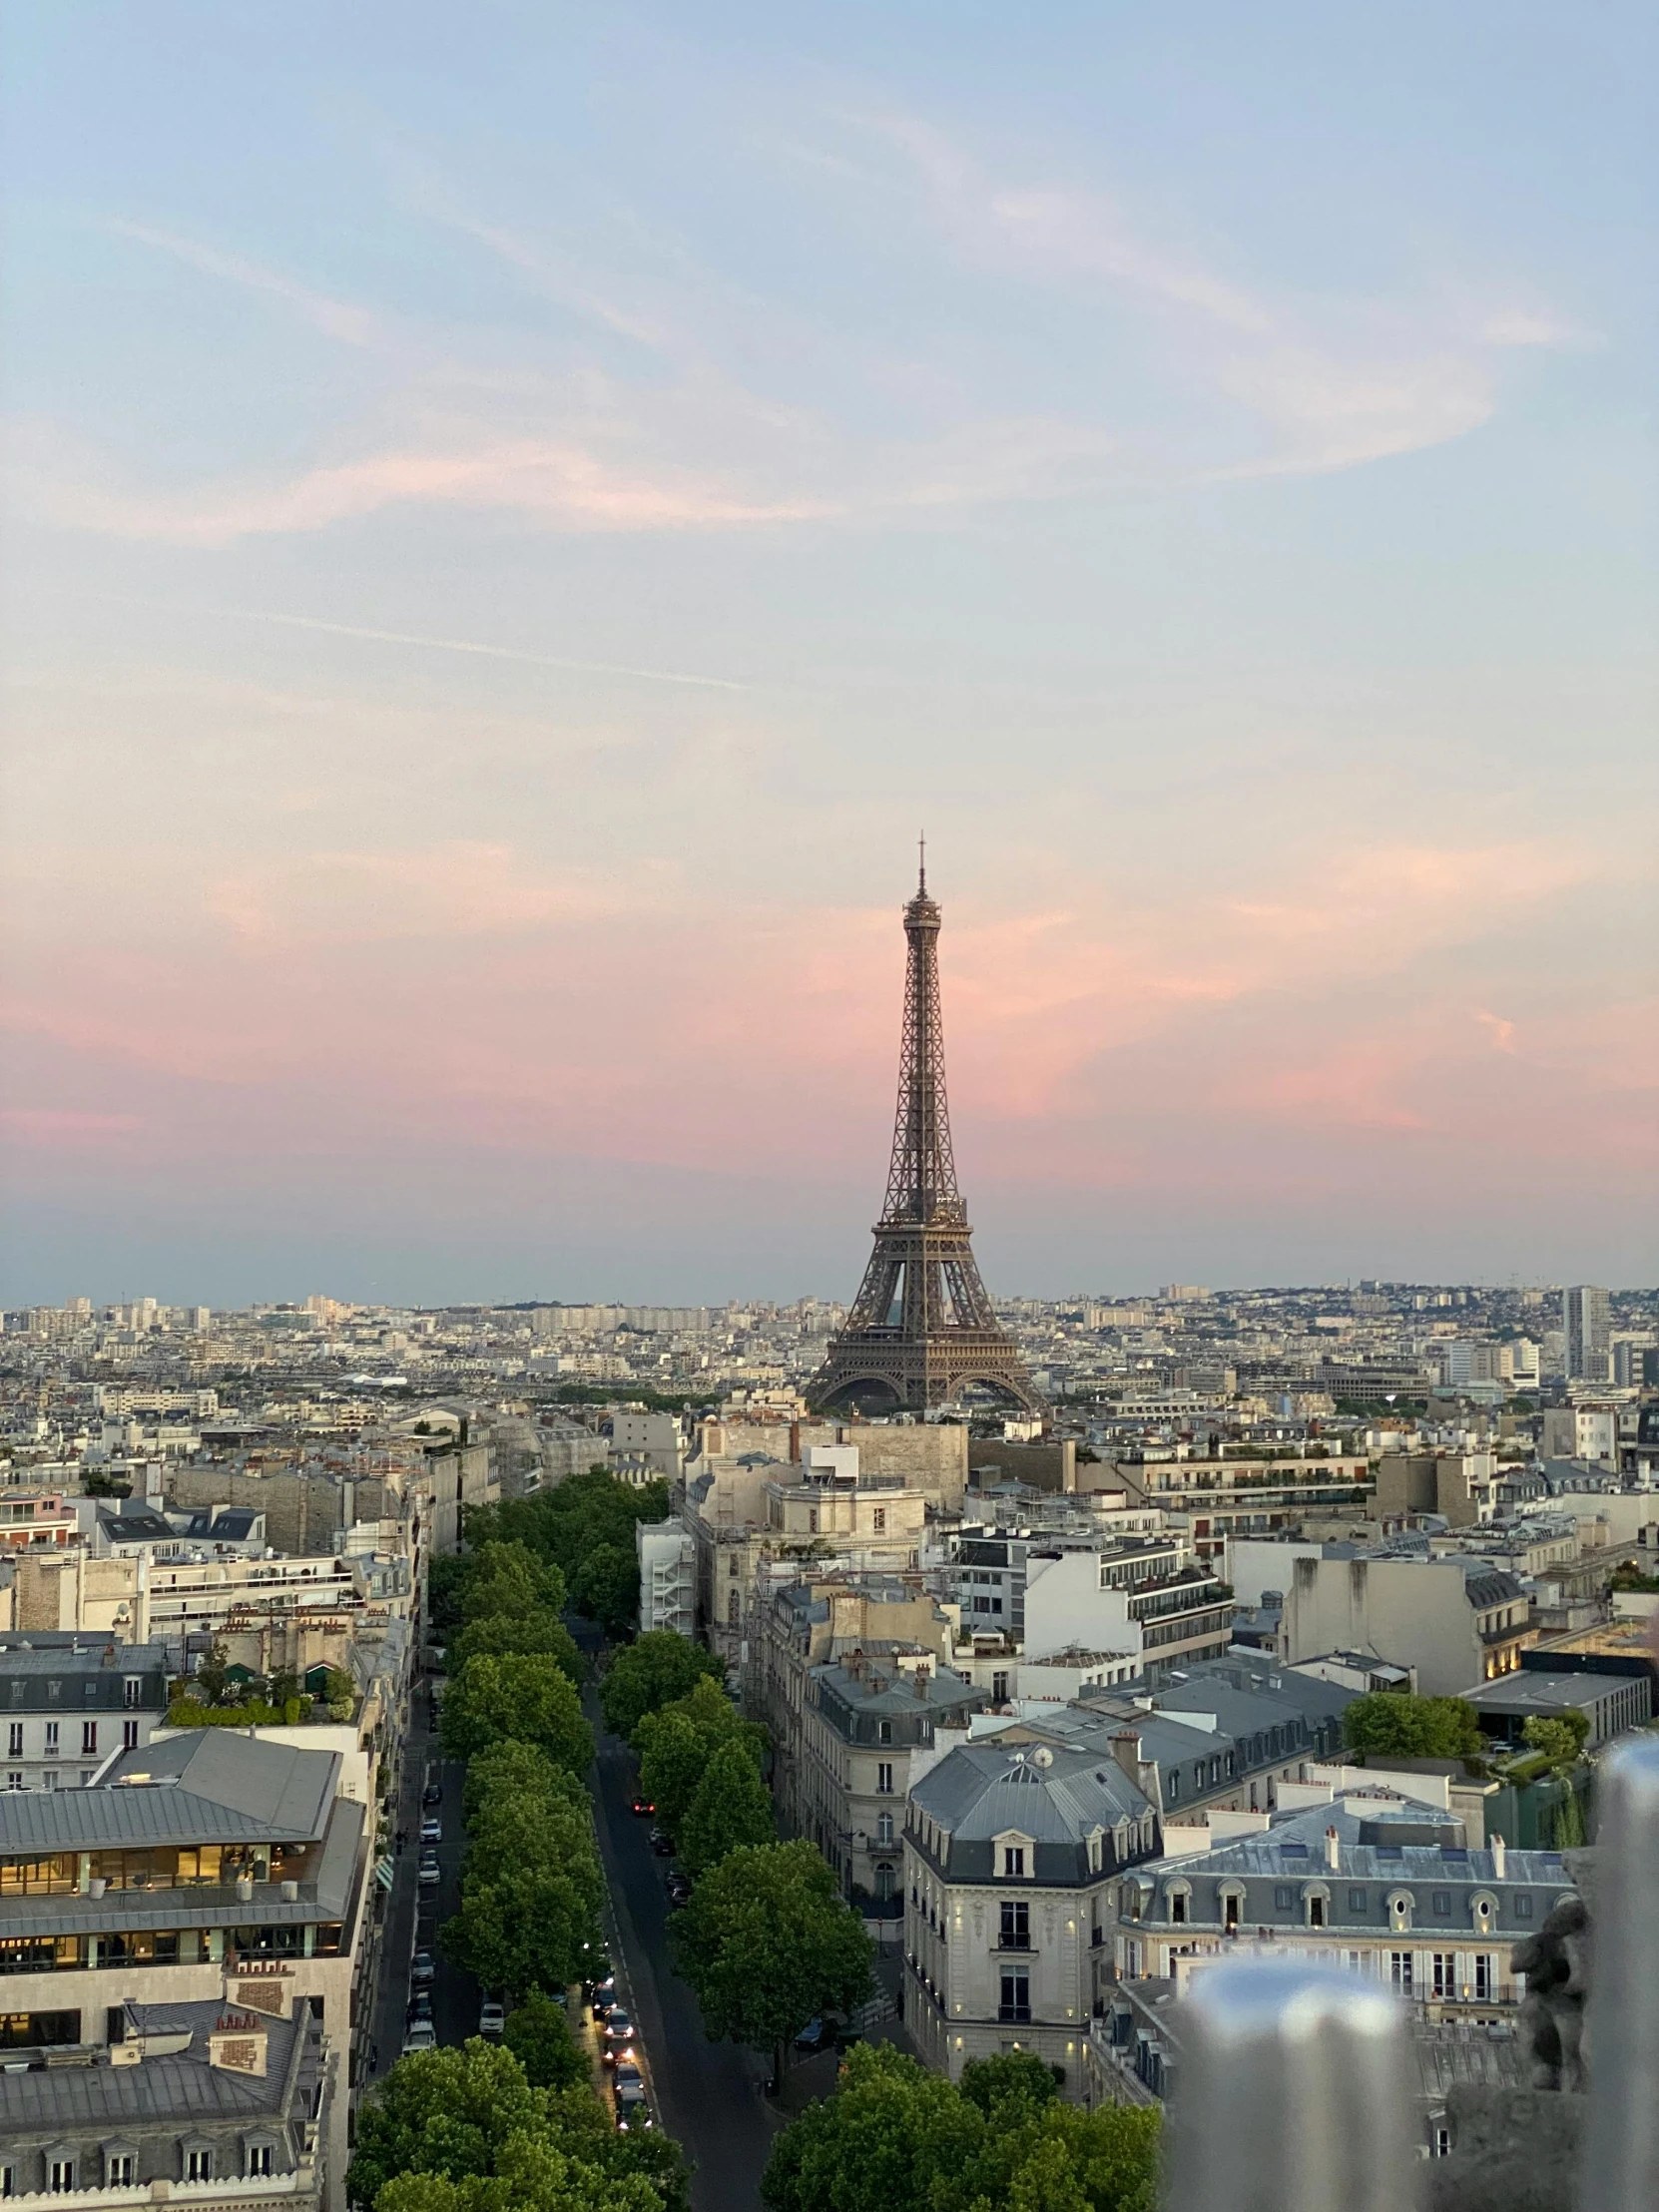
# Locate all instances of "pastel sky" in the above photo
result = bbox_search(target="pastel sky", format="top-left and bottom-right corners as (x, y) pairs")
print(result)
(3, 2), (1655, 1307)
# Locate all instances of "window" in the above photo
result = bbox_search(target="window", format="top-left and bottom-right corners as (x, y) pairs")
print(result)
(1274, 1886), (1296, 1911)
(1348, 1888), (1368, 1913)
(1474, 1953), (1494, 2001)
(991, 1672), (1009, 1702)
(3, 1729), (17, 1760)
(1309, 1896), (1326, 1929)
(998, 1968), (1030, 2023)
(876, 1763), (893, 1795)
(1431, 1891), (1452, 1918)
(44, 1724), (57, 1755)
(727, 1592), (739, 1628)
(1167, 1773), (1179, 1803)
(875, 1813), (893, 1846)
(1389, 1952), (1414, 1994)
(247, 2147), (275, 2178)
(1431, 1953), (1454, 1999)
(1171, 1893), (1187, 1925)
(808, 1509), (818, 1534)
(124, 1679), (142, 1710)
(877, 1721), (892, 1744)
(123, 1722), (139, 1751)
(49, 2161), (74, 2192)
(1514, 1895), (1533, 1920)
(999, 1901), (1030, 1950)
(106, 2155), (134, 2186)
(1224, 1893), (1240, 1932)
(1, 2165), (12, 2196)
(5, 1776), (21, 1794)
(872, 1508), (886, 1533)
(46, 1683), (61, 1704)
(1002, 1846), (1025, 1879)
(81, 1724), (98, 1757)
(186, 2150), (213, 2182)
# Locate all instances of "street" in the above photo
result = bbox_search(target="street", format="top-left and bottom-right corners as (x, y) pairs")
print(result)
(366, 1643), (789, 2211)
(586, 1682), (783, 2212)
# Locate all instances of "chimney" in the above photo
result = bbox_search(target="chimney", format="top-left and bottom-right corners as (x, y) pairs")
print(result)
(1325, 1826), (1340, 1870)
(1491, 1833), (1506, 1879)
(913, 1665), (930, 1699)
(1110, 1729), (1143, 1783)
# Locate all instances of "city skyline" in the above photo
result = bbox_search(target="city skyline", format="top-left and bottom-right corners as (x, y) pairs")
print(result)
(4, 4), (1655, 1304)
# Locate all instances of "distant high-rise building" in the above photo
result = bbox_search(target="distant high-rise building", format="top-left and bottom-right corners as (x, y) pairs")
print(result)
(811, 859), (1036, 1413)
(1563, 1285), (1612, 1383)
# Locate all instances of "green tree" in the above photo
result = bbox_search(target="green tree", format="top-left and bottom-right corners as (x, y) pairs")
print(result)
(452, 1607), (586, 1685)
(426, 1553), (473, 1644)
(462, 1541), (568, 1627)
(761, 2044), (985, 2212)
(346, 2041), (542, 2206)
(678, 1736), (776, 1876)
(601, 1632), (726, 1742)
(373, 2129), (659, 2212)
(636, 1677), (763, 1831)
(441, 1655), (594, 1776)
(461, 1740), (587, 1827)
(1341, 1692), (1484, 1763)
(572, 1543), (641, 1640)
(442, 1860), (606, 2001)
(671, 1840), (873, 2078)
(762, 2044), (1159, 2212)
(503, 1992), (589, 2090)
(1521, 1712), (1589, 1767)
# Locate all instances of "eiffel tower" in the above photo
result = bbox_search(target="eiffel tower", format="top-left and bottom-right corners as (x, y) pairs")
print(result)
(811, 852), (1039, 1413)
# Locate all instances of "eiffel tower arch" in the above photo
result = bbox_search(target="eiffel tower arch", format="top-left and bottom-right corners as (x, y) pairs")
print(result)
(811, 860), (1038, 1415)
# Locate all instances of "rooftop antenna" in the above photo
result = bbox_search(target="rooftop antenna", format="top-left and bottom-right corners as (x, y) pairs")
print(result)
(917, 830), (926, 894)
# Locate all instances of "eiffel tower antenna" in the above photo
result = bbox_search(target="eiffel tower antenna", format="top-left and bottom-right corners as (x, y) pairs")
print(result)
(811, 862), (1037, 1413)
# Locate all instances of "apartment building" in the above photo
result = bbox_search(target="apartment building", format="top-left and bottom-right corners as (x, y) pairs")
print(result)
(797, 1649), (984, 1906)
(0, 1638), (171, 1792)
(903, 1738), (1163, 2091)
(1101, 1454), (1374, 1563)
(0, 1994), (329, 2211)
(953, 1533), (1232, 1684)
(0, 1729), (368, 2202)
(1112, 1794), (1572, 2017)
(1229, 1543), (1535, 1693)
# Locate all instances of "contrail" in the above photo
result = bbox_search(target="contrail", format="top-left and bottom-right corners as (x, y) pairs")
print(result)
(109, 597), (755, 693)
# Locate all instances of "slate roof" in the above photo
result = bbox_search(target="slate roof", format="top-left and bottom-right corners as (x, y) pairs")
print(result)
(1463, 1569), (1526, 1612)
(911, 1740), (1153, 1845)
(0, 2001), (312, 2132)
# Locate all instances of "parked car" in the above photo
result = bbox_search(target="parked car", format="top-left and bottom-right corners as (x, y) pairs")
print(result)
(422, 1780), (443, 1808)
(612, 2059), (645, 2096)
(603, 2010), (636, 2065)
(417, 1850), (440, 1887)
(478, 2000), (506, 2038)
(589, 1975), (617, 2019)
(666, 1874), (691, 1910)
(401, 2021), (437, 2057)
(407, 1990), (433, 2023)
(794, 2017), (833, 2053)
(420, 1817), (443, 1845)
(630, 1795), (655, 1817)
(410, 1950), (436, 1985)
(648, 1828), (674, 1857)
(615, 2095), (653, 2132)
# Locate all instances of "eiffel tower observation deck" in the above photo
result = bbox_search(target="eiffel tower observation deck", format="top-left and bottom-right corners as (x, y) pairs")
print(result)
(811, 855), (1039, 1414)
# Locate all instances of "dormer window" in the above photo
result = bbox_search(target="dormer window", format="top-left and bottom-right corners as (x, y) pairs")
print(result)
(1003, 1846), (1026, 1878)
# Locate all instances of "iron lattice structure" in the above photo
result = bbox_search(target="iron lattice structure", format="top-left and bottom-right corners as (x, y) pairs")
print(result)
(811, 862), (1038, 1413)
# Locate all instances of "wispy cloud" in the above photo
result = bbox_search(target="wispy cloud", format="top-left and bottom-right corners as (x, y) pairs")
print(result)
(103, 220), (380, 347)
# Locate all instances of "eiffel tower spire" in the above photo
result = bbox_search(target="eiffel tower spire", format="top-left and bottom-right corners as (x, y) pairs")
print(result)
(812, 866), (1038, 1413)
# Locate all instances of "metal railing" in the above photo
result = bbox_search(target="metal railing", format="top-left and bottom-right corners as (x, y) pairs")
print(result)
(1162, 1735), (1657, 2212)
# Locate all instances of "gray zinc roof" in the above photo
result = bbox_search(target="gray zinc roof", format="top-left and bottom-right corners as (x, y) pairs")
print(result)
(0, 1733), (338, 1854)
(911, 1740), (1153, 1844)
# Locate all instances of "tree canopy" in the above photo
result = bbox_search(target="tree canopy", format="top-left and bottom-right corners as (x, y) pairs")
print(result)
(1341, 1692), (1484, 1763)
(347, 2043), (688, 2212)
(762, 2044), (1159, 2212)
(503, 1991), (590, 2090)
(636, 1676), (764, 1830)
(679, 1735), (776, 1876)
(1520, 1712), (1589, 1767)
(571, 1543), (643, 1641)
(670, 1840), (873, 2068)
(601, 1631), (727, 1743)
(440, 1653), (594, 1776)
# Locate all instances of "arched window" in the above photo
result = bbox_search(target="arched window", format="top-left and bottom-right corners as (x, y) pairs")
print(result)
(1386, 1889), (1415, 1934)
